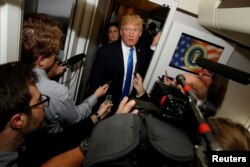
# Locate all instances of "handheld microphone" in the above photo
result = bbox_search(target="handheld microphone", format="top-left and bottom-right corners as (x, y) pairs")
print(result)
(176, 74), (198, 101)
(195, 56), (250, 85)
(60, 53), (86, 66)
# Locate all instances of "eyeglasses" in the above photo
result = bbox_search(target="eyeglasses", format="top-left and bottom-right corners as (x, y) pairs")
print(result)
(122, 27), (141, 33)
(30, 94), (50, 108)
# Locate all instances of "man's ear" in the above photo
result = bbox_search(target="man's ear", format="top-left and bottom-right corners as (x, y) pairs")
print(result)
(36, 55), (45, 67)
(9, 113), (26, 130)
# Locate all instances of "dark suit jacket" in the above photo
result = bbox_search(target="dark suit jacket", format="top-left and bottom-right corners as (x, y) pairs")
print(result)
(88, 40), (153, 114)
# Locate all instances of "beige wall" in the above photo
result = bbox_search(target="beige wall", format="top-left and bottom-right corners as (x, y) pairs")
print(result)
(218, 47), (250, 127)
(178, 0), (202, 15)
(0, 0), (23, 63)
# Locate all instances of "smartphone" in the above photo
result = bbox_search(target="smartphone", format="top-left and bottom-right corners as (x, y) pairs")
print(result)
(105, 95), (112, 104)
(158, 75), (164, 82)
(107, 81), (111, 85)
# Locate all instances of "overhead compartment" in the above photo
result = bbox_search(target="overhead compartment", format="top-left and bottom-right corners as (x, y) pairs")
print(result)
(198, 0), (250, 47)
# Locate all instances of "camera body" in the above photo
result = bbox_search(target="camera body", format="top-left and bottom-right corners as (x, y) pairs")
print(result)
(148, 81), (216, 123)
(149, 81), (189, 122)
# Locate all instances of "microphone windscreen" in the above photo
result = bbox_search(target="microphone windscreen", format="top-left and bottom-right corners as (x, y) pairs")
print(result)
(61, 53), (86, 66)
(196, 57), (250, 85)
(176, 74), (186, 85)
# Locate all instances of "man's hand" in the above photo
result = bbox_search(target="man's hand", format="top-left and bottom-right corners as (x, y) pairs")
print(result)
(47, 60), (66, 79)
(116, 97), (138, 114)
(133, 73), (145, 97)
(150, 31), (162, 50)
(91, 101), (113, 124)
(94, 84), (109, 98)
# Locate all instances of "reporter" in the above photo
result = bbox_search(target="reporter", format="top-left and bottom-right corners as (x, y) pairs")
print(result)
(21, 13), (110, 134)
(199, 68), (229, 109)
(46, 58), (66, 79)
(0, 62), (44, 167)
(208, 116), (250, 150)
(194, 116), (250, 167)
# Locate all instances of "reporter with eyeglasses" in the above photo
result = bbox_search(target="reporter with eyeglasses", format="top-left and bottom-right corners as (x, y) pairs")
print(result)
(198, 68), (229, 110)
(0, 61), (138, 167)
(0, 62), (97, 166)
(0, 62), (46, 167)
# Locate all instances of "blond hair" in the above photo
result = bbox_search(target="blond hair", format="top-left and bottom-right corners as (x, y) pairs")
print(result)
(120, 14), (144, 28)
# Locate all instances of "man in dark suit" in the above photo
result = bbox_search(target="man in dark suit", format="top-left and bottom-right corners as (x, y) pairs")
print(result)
(88, 14), (153, 114)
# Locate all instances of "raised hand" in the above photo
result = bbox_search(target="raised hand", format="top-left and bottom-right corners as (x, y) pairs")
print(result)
(94, 84), (109, 98)
(116, 97), (138, 114)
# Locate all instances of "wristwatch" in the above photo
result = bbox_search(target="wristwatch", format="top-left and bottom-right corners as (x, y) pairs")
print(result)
(94, 112), (101, 121)
(79, 138), (91, 156)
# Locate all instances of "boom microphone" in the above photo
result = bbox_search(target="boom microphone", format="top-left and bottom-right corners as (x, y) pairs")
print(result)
(176, 74), (198, 101)
(60, 53), (86, 66)
(176, 74), (223, 151)
(195, 56), (250, 85)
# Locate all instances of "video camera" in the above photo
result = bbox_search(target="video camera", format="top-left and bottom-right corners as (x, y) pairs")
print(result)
(148, 81), (189, 122)
(134, 80), (216, 124)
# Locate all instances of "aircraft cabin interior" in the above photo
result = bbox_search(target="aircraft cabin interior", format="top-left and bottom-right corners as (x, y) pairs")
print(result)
(1, 0), (250, 144)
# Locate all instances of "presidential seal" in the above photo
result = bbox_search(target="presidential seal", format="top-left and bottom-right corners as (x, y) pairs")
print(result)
(184, 44), (207, 70)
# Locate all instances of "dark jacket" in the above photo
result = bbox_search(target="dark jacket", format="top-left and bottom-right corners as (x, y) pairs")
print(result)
(88, 40), (153, 114)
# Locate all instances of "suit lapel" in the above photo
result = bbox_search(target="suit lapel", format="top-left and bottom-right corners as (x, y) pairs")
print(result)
(117, 41), (125, 75)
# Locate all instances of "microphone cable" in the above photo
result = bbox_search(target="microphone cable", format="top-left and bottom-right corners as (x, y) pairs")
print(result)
(61, 59), (84, 85)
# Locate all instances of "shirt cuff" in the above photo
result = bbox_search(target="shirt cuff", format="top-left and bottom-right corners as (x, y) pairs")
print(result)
(136, 91), (146, 98)
(150, 46), (156, 51)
